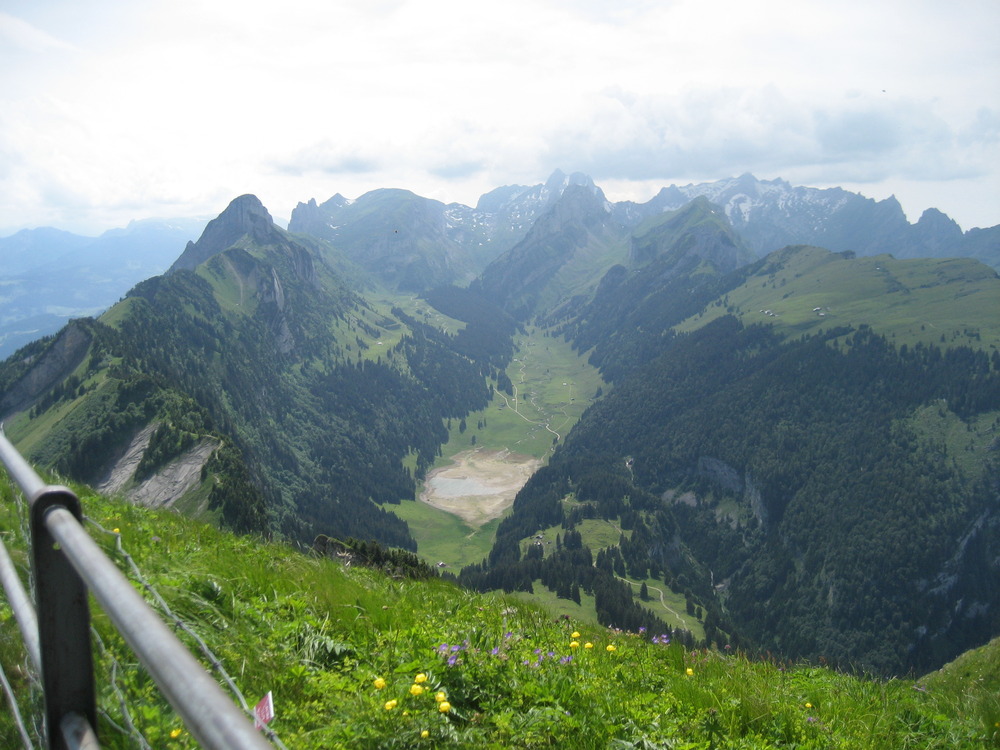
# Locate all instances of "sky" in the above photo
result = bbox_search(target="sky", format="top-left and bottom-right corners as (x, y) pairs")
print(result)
(1, 0), (998, 237)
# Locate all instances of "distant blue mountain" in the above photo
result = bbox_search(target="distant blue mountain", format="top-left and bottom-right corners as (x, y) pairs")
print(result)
(0, 217), (207, 358)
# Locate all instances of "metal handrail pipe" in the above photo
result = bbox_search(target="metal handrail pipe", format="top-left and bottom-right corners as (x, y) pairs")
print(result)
(43, 506), (273, 750)
(0, 537), (41, 672)
(60, 712), (100, 750)
(0, 432), (46, 499)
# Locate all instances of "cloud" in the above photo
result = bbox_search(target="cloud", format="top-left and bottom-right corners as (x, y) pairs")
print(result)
(273, 143), (385, 177)
(540, 86), (995, 188)
(0, 12), (76, 52)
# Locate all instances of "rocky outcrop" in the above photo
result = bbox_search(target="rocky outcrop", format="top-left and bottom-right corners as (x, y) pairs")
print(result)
(0, 319), (92, 419)
(96, 423), (219, 510)
(128, 439), (218, 509)
(697, 455), (769, 528)
(169, 195), (277, 272)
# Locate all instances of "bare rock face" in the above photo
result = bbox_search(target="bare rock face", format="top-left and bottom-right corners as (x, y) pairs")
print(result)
(96, 422), (219, 510)
(169, 195), (277, 272)
(0, 319), (92, 419)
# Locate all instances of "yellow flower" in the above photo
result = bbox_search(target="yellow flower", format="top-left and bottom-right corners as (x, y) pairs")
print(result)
(686, 667), (694, 676)
(373, 677), (387, 690)
(438, 701), (451, 713)
(606, 644), (617, 652)
(435, 691), (447, 703)
(384, 699), (398, 710)
(113, 528), (120, 534)
(410, 684), (425, 696)
(170, 728), (182, 738)
(421, 730), (430, 738)
(584, 642), (593, 649)
(805, 702), (812, 709)
(414, 672), (428, 683)
(570, 641), (579, 649)
(571, 631), (581, 639)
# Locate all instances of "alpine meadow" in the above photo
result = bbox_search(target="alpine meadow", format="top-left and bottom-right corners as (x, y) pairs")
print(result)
(2, 171), (999, 748)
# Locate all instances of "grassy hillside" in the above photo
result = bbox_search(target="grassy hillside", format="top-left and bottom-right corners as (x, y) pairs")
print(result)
(1, 474), (997, 748)
(676, 246), (1000, 352)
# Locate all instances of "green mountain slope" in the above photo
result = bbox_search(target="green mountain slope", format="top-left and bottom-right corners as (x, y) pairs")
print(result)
(474, 185), (629, 320)
(675, 245), (1000, 351)
(467, 223), (1000, 675)
(0, 195), (514, 549)
(1, 476), (996, 748)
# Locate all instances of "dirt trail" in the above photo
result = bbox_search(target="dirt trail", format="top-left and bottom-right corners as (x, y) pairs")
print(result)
(420, 448), (541, 526)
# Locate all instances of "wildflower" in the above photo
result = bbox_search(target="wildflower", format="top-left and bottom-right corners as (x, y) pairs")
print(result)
(373, 677), (386, 690)
(435, 691), (447, 703)
(170, 728), (182, 738)
(606, 644), (617, 652)
(113, 528), (120, 534)
(571, 631), (581, 639)
(438, 701), (451, 713)
(447, 655), (459, 667)
(415, 673), (428, 683)
(805, 702), (812, 709)
(584, 642), (593, 649)
(410, 684), (425, 696)
(570, 641), (579, 649)
(686, 668), (694, 676)
(421, 730), (430, 738)
(384, 700), (398, 710)
(560, 655), (573, 664)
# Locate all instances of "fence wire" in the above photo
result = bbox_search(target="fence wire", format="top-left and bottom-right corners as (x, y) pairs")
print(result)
(1, 473), (287, 749)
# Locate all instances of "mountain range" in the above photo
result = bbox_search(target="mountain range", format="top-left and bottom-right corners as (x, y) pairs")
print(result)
(3, 171), (997, 360)
(1, 170), (998, 677)
(0, 217), (208, 359)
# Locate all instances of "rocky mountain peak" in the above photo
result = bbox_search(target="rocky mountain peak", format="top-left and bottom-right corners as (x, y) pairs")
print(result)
(169, 194), (276, 272)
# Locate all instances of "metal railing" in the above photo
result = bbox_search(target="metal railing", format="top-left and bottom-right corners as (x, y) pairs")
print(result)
(0, 431), (273, 750)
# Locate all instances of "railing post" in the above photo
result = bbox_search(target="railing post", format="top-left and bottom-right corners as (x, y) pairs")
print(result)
(29, 485), (97, 750)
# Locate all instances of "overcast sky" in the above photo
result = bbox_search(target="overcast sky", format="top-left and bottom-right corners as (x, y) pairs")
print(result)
(1, 0), (998, 236)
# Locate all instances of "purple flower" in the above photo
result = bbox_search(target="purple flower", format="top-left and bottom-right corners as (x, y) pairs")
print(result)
(447, 655), (459, 667)
(490, 647), (500, 656)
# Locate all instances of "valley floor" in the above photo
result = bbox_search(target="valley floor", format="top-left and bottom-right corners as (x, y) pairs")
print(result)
(396, 324), (603, 569)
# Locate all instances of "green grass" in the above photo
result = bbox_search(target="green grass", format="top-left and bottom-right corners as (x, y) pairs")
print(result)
(2, 476), (996, 748)
(391, 499), (499, 571)
(677, 247), (1000, 353)
(510, 585), (601, 627)
(432, 325), (604, 468)
(906, 404), (1000, 482)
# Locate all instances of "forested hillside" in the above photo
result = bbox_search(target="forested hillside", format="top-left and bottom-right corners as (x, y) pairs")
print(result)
(3, 178), (999, 679)
(0, 196), (517, 550)
(464, 220), (1000, 674)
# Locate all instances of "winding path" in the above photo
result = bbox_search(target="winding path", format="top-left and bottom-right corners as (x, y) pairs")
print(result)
(493, 355), (572, 453)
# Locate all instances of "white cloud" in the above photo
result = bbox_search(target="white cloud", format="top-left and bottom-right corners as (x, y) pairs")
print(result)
(0, 11), (76, 52)
(0, 0), (997, 234)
